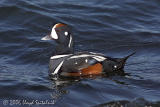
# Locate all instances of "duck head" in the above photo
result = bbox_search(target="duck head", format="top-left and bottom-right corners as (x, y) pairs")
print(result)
(41, 23), (74, 54)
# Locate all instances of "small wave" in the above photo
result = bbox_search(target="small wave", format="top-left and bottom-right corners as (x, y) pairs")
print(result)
(94, 98), (160, 107)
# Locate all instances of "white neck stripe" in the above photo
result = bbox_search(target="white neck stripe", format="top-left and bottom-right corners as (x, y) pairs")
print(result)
(68, 36), (72, 48)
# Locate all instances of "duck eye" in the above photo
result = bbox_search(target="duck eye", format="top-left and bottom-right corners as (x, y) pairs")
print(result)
(64, 31), (68, 36)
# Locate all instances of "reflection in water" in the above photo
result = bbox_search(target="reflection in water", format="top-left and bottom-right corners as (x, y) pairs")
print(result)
(49, 73), (160, 106)
(50, 77), (80, 104)
(49, 73), (130, 104)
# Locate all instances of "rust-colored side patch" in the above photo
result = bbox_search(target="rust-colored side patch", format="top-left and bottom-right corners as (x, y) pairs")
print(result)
(81, 63), (103, 75)
(65, 63), (103, 77)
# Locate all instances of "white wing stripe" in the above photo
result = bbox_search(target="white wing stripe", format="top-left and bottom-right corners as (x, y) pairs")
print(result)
(68, 54), (106, 61)
(69, 54), (92, 59)
(52, 60), (64, 75)
(94, 56), (106, 60)
(50, 54), (72, 59)
(92, 56), (106, 62)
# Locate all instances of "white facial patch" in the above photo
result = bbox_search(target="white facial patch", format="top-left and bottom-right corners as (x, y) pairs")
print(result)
(64, 31), (68, 36)
(114, 65), (117, 69)
(51, 26), (58, 39)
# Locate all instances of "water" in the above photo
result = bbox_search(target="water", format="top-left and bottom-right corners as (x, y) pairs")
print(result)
(0, 0), (160, 106)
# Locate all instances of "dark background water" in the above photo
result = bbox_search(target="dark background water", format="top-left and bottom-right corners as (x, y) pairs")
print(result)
(0, 0), (160, 107)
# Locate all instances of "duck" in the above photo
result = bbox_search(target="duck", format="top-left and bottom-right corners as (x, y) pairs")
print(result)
(41, 23), (135, 77)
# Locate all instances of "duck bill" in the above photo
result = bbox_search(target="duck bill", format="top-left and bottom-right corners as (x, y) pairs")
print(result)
(118, 52), (136, 69)
(41, 35), (52, 40)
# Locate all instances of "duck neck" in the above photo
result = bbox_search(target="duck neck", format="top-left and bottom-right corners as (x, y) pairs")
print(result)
(55, 36), (74, 55)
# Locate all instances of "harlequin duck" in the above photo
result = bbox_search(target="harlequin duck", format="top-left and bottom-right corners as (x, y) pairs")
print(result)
(41, 23), (135, 77)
